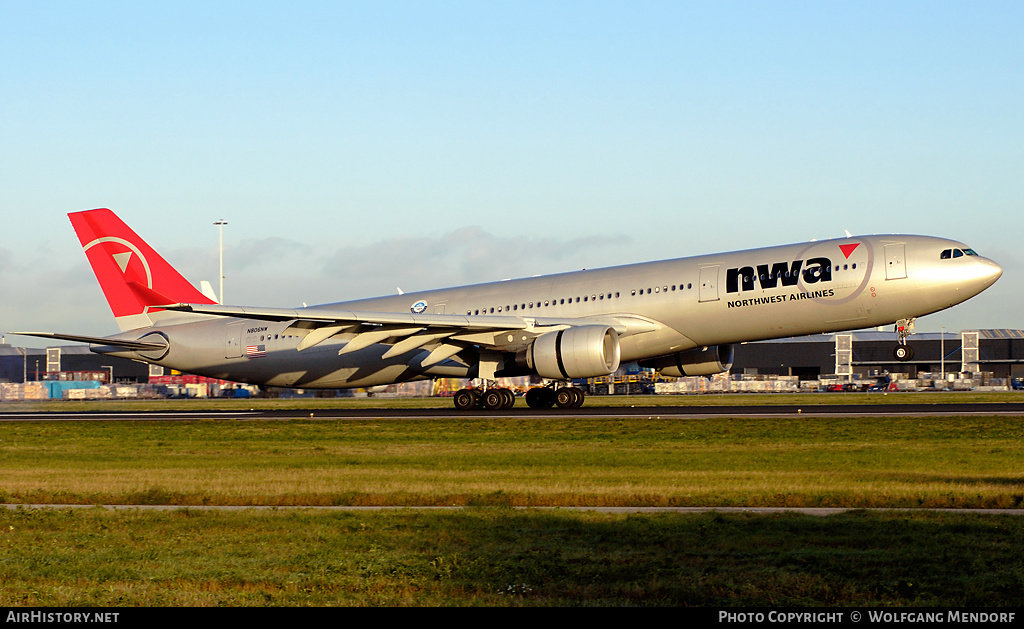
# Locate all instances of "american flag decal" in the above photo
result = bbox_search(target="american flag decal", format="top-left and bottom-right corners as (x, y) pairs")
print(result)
(246, 344), (266, 359)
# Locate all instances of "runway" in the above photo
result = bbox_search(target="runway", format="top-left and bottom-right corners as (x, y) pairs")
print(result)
(3, 401), (1024, 421)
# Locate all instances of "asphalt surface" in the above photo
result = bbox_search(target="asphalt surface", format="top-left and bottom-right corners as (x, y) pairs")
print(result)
(3, 401), (1024, 421)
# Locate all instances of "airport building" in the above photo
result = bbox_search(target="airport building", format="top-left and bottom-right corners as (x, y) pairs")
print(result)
(732, 329), (1024, 381)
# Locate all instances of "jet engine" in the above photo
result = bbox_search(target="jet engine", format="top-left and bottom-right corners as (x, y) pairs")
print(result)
(519, 325), (621, 379)
(643, 344), (734, 377)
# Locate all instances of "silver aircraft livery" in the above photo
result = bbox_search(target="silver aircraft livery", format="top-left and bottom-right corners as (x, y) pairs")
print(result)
(15, 209), (1003, 410)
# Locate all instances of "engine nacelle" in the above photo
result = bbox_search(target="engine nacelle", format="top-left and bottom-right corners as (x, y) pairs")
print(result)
(645, 344), (734, 377)
(520, 325), (621, 379)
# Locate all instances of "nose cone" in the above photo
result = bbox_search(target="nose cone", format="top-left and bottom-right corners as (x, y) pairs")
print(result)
(960, 256), (1003, 300)
(978, 257), (1003, 288)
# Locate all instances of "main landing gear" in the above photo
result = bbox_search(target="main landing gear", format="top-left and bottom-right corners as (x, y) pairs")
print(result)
(452, 383), (586, 411)
(453, 386), (514, 411)
(525, 384), (585, 409)
(893, 318), (916, 362)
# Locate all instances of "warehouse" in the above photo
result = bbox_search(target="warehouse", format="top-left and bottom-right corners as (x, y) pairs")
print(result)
(732, 329), (1024, 381)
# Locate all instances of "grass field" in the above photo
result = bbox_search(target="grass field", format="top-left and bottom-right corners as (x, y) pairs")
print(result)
(1, 394), (1022, 606)
(1, 508), (1022, 606)
(1, 410), (1021, 508)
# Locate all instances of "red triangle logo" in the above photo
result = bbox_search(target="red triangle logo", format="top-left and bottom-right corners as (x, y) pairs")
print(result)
(839, 243), (860, 259)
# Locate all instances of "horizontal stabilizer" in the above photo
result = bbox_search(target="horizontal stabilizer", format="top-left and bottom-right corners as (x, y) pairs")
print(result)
(10, 331), (168, 351)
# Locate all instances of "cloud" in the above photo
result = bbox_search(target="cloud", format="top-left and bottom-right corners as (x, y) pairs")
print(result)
(322, 226), (629, 292)
(0, 247), (17, 273)
(203, 226), (631, 307)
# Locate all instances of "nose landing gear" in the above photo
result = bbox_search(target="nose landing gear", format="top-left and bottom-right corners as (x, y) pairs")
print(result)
(893, 318), (916, 362)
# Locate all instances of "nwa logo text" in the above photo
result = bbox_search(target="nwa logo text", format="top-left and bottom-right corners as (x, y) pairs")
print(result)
(726, 257), (832, 294)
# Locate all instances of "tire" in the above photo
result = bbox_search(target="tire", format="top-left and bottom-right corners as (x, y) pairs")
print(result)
(555, 388), (577, 408)
(499, 388), (515, 410)
(482, 389), (506, 410)
(525, 387), (544, 409)
(893, 345), (914, 361)
(526, 387), (555, 409)
(569, 387), (585, 408)
(453, 388), (479, 410)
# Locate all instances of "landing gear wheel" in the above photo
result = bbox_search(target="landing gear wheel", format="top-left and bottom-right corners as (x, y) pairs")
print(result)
(569, 387), (585, 408)
(498, 387), (515, 410)
(453, 388), (480, 410)
(555, 387), (585, 408)
(482, 388), (515, 410)
(893, 345), (915, 362)
(525, 387), (556, 409)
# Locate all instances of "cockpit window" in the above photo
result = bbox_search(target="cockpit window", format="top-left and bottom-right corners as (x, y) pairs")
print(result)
(941, 248), (980, 260)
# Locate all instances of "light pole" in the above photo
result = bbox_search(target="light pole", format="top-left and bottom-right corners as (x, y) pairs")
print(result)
(214, 220), (227, 303)
(940, 327), (945, 388)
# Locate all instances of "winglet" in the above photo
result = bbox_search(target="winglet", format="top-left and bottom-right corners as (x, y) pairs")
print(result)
(69, 209), (217, 331)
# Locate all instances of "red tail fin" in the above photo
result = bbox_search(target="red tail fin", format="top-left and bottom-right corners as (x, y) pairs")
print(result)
(69, 208), (217, 331)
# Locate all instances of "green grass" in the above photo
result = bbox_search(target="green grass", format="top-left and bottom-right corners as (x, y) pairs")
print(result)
(2, 397), (1022, 606)
(1, 508), (1021, 606)
(1, 414), (1022, 508)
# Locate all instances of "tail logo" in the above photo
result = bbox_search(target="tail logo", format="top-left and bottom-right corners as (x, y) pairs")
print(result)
(70, 208), (217, 332)
(113, 251), (133, 273)
(83, 236), (155, 299)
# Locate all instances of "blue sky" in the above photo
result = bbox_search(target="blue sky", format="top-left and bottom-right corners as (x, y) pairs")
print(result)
(2, 1), (1022, 343)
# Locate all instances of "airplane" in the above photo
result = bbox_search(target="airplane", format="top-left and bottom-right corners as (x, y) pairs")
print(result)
(14, 208), (1002, 410)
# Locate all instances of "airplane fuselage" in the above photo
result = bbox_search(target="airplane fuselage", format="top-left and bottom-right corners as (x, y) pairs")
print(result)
(98, 233), (1002, 389)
